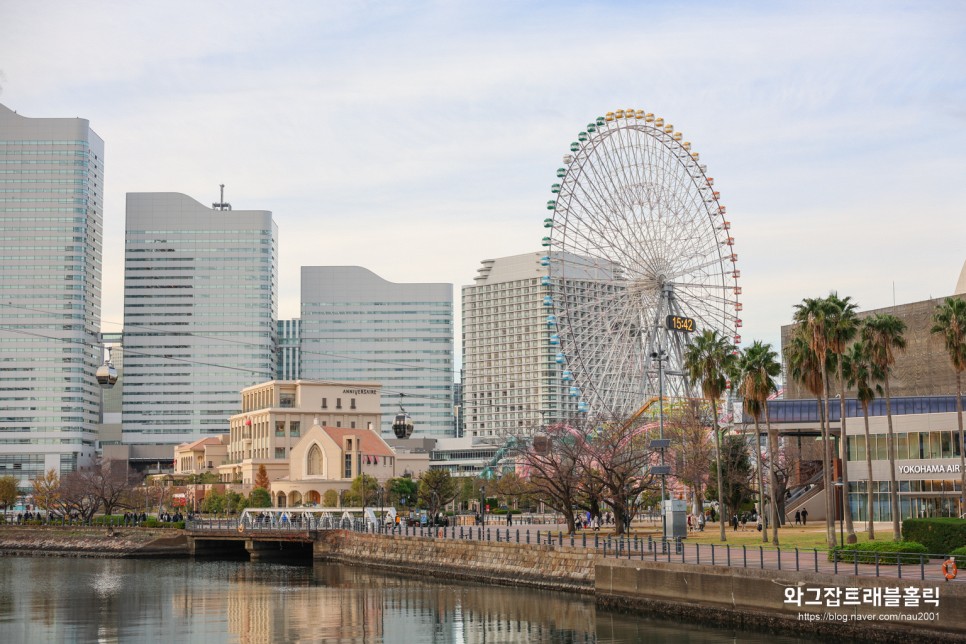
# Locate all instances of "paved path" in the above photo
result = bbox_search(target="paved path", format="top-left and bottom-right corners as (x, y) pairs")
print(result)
(384, 521), (964, 585)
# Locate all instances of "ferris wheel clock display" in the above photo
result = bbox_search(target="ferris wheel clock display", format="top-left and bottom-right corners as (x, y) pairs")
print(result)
(542, 108), (742, 419)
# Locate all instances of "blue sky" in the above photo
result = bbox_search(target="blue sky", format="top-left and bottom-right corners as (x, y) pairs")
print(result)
(2, 0), (964, 357)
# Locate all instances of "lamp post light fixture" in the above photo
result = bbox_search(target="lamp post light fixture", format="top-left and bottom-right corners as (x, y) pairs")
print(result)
(834, 479), (845, 547)
(480, 485), (486, 527)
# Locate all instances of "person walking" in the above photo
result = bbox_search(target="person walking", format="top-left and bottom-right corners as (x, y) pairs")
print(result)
(795, 510), (801, 525)
(801, 508), (808, 525)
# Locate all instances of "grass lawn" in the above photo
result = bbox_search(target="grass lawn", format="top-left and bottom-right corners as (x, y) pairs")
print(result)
(578, 521), (881, 551)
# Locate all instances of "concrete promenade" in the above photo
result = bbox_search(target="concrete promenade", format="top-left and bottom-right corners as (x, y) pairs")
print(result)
(390, 518), (965, 585)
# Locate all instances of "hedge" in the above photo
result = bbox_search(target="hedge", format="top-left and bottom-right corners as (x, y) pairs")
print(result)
(949, 545), (966, 558)
(829, 541), (929, 564)
(902, 518), (966, 554)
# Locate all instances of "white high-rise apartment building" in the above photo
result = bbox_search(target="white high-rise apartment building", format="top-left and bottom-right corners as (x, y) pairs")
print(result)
(0, 104), (104, 483)
(462, 252), (577, 439)
(122, 193), (278, 446)
(300, 267), (454, 439)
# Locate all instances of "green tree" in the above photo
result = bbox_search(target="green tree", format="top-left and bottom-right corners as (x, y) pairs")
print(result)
(735, 340), (781, 544)
(862, 313), (907, 541)
(387, 476), (418, 507)
(201, 490), (226, 514)
(417, 470), (459, 521)
(707, 435), (754, 519)
(826, 292), (861, 543)
(225, 490), (248, 514)
(792, 296), (839, 548)
(322, 489), (339, 507)
(844, 340), (883, 540)
(684, 329), (737, 542)
(931, 296), (966, 512)
(348, 474), (379, 507)
(249, 487), (271, 508)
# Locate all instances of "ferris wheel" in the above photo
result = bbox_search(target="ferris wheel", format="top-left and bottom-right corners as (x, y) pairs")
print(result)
(542, 108), (741, 420)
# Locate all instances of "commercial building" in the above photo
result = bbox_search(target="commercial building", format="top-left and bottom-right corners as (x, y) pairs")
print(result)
(461, 252), (576, 440)
(121, 192), (278, 451)
(778, 282), (966, 522)
(277, 318), (301, 380)
(300, 266), (454, 439)
(219, 379), (383, 485)
(0, 104), (105, 485)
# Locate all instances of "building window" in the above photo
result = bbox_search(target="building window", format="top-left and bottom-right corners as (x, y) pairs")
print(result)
(350, 422), (356, 429)
(336, 421), (342, 428)
(275, 448), (285, 459)
(275, 421), (285, 437)
(350, 398), (356, 410)
(336, 398), (342, 410)
(290, 421), (300, 437)
(344, 454), (352, 478)
(307, 444), (324, 475)
(280, 394), (295, 408)
(322, 398), (327, 409)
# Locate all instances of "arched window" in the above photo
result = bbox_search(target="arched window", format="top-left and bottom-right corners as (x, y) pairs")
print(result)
(307, 444), (324, 476)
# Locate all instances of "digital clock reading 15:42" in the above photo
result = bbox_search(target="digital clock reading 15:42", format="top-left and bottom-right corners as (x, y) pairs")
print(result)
(665, 315), (696, 332)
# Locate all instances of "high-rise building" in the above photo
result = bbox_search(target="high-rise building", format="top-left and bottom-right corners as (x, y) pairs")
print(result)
(0, 104), (104, 484)
(121, 192), (278, 448)
(300, 266), (454, 439)
(277, 318), (301, 380)
(461, 252), (577, 439)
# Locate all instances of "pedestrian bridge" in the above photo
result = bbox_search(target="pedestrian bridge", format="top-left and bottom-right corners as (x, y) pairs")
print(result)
(185, 507), (396, 561)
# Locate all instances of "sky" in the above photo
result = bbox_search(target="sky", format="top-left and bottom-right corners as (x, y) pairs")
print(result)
(1, 0), (964, 364)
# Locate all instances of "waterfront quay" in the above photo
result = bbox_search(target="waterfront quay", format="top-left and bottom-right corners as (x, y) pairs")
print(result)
(2, 521), (964, 642)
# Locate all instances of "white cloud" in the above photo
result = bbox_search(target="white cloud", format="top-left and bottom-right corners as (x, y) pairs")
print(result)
(2, 0), (964, 371)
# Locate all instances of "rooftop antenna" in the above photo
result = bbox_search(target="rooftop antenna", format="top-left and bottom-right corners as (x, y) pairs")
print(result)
(212, 184), (232, 211)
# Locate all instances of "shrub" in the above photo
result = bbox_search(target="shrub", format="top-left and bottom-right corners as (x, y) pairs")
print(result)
(948, 545), (966, 558)
(829, 541), (929, 565)
(902, 518), (966, 554)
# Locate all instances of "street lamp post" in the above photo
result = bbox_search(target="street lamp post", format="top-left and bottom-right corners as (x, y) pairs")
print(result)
(834, 480), (844, 547)
(480, 485), (486, 528)
(651, 347), (668, 540)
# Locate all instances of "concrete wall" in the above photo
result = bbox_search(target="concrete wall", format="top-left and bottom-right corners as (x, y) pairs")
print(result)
(597, 559), (966, 643)
(314, 530), (596, 592)
(315, 531), (966, 642)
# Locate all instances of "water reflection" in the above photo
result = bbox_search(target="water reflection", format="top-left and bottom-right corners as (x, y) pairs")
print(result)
(0, 557), (813, 643)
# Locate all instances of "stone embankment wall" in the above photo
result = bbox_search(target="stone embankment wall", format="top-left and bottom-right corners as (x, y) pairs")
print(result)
(314, 530), (597, 592)
(0, 527), (188, 558)
(596, 559), (966, 644)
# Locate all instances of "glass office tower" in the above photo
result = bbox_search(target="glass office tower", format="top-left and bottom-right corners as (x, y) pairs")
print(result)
(122, 192), (278, 446)
(300, 266), (454, 439)
(0, 104), (104, 484)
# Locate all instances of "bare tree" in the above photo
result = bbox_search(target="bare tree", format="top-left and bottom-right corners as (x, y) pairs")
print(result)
(519, 422), (586, 534)
(87, 457), (137, 517)
(582, 416), (657, 536)
(665, 401), (714, 515)
(59, 469), (100, 522)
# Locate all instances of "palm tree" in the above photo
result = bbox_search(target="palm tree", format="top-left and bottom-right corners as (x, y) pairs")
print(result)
(735, 341), (782, 545)
(792, 297), (839, 548)
(684, 329), (737, 542)
(826, 293), (860, 543)
(862, 314), (907, 540)
(844, 340), (883, 539)
(931, 297), (966, 516)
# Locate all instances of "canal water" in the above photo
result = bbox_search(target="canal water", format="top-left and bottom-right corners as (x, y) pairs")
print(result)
(0, 557), (816, 643)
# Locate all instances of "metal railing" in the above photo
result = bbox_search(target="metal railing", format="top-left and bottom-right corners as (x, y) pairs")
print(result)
(352, 522), (964, 583)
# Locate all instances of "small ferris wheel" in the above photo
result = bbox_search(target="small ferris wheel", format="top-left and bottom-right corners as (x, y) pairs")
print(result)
(542, 108), (742, 419)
